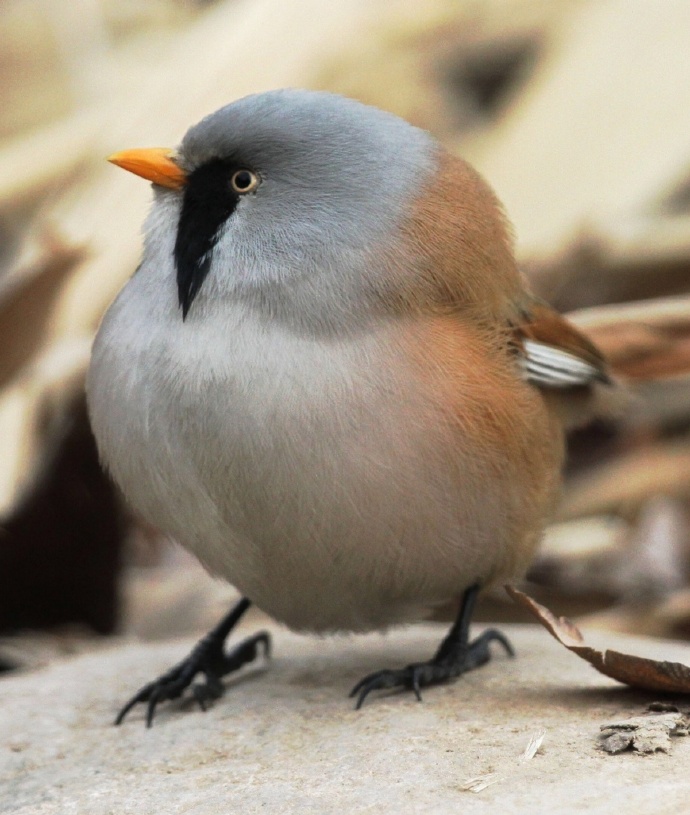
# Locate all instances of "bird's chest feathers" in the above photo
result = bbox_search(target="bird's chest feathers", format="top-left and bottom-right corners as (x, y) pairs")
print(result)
(88, 290), (561, 629)
(90, 298), (399, 562)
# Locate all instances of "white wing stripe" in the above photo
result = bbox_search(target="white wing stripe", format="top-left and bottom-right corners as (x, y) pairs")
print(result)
(521, 339), (605, 388)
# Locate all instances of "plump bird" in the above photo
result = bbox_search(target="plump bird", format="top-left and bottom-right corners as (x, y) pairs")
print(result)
(87, 89), (611, 726)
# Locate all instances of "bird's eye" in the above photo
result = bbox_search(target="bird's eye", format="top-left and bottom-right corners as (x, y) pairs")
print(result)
(230, 169), (260, 194)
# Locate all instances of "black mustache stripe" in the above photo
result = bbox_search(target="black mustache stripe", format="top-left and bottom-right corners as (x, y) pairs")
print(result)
(174, 159), (241, 319)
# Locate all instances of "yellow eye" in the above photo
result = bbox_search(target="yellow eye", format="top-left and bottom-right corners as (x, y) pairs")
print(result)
(230, 169), (260, 194)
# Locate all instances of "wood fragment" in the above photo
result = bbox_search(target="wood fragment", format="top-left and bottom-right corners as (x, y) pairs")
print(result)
(600, 713), (687, 754)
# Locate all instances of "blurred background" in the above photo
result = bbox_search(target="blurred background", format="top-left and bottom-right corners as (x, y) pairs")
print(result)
(2, 0), (690, 672)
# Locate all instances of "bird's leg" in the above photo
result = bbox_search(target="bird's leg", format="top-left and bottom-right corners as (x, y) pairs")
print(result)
(350, 584), (513, 710)
(116, 597), (270, 727)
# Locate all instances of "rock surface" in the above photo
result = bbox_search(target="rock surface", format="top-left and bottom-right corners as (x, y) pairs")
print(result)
(3, 620), (690, 813)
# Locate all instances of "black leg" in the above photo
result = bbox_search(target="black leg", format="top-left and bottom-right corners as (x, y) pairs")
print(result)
(116, 597), (270, 727)
(350, 584), (514, 710)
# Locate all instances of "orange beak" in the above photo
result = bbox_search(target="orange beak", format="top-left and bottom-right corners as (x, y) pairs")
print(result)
(107, 147), (187, 190)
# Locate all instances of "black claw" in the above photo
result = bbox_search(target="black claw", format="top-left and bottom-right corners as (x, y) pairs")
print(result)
(114, 693), (142, 726)
(350, 666), (424, 710)
(350, 585), (515, 710)
(350, 671), (388, 710)
(146, 689), (162, 728)
(350, 670), (398, 710)
(354, 687), (370, 711)
(115, 599), (271, 727)
(483, 628), (516, 658)
(191, 674), (223, 712)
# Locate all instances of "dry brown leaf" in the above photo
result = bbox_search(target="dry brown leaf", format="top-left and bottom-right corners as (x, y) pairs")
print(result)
(505, 585), (690, 693)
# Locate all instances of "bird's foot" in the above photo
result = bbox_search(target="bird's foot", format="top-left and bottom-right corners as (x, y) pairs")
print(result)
(116, 630), (270, 727)
(350, 628), (513, 710)
(116, 598), (270, 727)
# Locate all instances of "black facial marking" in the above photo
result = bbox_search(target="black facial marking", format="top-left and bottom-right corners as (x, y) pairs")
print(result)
(174, 159), (243, 319)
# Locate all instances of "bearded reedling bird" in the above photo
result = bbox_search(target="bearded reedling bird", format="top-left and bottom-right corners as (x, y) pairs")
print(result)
(87, 89), (612, 727)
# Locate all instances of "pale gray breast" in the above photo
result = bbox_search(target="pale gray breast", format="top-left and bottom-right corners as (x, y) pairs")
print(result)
(88, 276), (520, 632)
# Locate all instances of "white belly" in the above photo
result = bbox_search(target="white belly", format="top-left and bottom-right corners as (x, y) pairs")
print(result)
(87, 284), (523, 632)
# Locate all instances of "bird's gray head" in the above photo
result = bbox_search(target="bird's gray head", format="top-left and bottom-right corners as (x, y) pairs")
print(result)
(134, 89), (436, 323)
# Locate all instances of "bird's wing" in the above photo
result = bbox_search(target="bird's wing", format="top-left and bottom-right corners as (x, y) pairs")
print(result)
(513, 298), (611, 389)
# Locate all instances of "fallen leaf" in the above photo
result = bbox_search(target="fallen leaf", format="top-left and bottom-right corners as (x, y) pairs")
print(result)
(505, 585), (690, 693)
